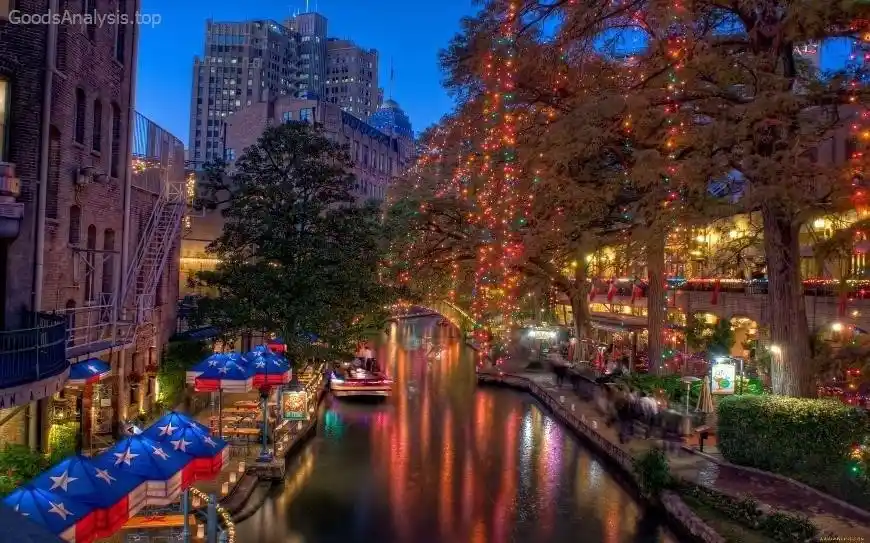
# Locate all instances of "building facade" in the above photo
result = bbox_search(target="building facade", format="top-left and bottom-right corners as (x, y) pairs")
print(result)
(0, 0), (185, 452)
(188, 19), (300, 168)
(368, 99), (415, 171)
(325, 39), (379, 119)
(285, 12), (328, 99)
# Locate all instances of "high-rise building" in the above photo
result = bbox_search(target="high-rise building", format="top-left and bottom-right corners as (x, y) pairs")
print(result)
(285, 12), (328, 98)
(188, 20), (300, 168)
(325, 39), (380, 119)
(368, 99), (415, 171)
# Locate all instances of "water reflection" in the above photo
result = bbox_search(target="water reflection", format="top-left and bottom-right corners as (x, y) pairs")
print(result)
(237, 318), (675, 542)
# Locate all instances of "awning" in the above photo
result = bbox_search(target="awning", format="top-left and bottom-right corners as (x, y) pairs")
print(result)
(67, 359), (111, 387)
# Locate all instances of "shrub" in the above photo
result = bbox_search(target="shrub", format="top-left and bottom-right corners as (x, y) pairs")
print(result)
(633, 447), (673, 498)
(718, 394), (870, 508)
(677, 481), (818, 542)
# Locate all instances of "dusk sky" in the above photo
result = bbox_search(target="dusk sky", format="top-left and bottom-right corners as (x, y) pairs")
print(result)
(136, 0), (477, 146)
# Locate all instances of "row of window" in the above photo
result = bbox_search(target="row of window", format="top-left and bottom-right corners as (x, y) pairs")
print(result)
(73, 88), (124, 178)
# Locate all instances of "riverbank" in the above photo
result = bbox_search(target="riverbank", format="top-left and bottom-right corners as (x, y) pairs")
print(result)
(220, 387), (328, 521)
(479, 368), (870, 541)
(476, 371), (716, 542)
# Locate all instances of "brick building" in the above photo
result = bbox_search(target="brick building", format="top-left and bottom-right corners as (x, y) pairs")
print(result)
(0, 0), (185, 451)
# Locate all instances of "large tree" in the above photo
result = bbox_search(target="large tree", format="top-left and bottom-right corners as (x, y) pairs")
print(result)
(192, 122), (396, 360)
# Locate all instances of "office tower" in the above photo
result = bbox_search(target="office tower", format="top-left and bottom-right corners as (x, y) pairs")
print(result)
(324, 39), (380, 119)
(285, 12), (328, 98)
(188, 20), (299, 168)
(368, 99), (415, 171)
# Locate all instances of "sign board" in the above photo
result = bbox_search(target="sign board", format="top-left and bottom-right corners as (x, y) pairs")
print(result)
(710, 363), (736, 395)
(281, 390), (309, 420)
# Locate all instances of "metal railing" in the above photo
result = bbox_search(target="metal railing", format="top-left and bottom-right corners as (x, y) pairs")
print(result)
(0, 313), (68, 389)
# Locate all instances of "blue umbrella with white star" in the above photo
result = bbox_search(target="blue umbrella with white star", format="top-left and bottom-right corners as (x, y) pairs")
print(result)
(185, 353), (231, 385)
(93, 435), (195, 507)
(193, 359), (254, 393)
(66, 359), (111, 387)
(142, 412), (228, 480)
(245, 351), (291, 387)
(4, 485), (97, 543)
(30, 455), (146, 538)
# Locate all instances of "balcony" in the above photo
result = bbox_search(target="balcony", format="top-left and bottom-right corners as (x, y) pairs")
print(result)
(0, 313), (70, 409)
(582, 277), (870, 331)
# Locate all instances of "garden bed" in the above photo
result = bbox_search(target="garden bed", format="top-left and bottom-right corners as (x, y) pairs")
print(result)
(677, 492), (775, 543)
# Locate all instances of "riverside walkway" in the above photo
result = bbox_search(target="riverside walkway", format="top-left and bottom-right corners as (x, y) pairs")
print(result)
(481, 363), (870, 540)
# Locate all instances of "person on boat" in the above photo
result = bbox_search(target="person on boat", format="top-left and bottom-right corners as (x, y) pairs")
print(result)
(363, 345), (374, 371)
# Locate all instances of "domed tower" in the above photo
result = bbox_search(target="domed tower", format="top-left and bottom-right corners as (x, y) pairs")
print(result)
(368, 99), (415, 172)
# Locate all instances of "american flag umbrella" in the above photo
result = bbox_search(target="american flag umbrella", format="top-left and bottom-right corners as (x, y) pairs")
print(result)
(30, 455), (146, 538)
(66, 359), (111, 387)
(143, 411), (210, 438)
(194, 360), (254, 393)
(4, 485), (98, 543)
(186, 353), (251, 385)
(93, 435), (195, 507)
(185, 353), (231, 385)
(142, 412), (229, 479)
(246, 351), (292, 387)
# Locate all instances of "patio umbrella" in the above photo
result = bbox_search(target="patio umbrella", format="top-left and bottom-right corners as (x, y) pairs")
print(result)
(4, 485), (98, 543)
(142, 412), (228, 480)
(185, 353), (231, 385)
(0, 501), (66, 543)
(193, 360), (254, 393)
(93, 435), (195, 507)
(30, 455), (146, 538)
(697, 376), (715, 413)
(246, 352), (291, 387)
(66, 359), (111, 387)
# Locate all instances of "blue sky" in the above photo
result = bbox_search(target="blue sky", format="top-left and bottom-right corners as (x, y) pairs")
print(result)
(136, 0), (477, 146)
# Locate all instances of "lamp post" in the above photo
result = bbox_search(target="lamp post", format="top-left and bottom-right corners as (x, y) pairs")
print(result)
(257, 385), (273, 463)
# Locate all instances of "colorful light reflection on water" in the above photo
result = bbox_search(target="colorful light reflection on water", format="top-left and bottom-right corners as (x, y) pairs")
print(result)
(236, 318), (676, 543)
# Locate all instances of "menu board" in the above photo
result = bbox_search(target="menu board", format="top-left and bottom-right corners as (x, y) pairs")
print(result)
(711, 363), (736, 395)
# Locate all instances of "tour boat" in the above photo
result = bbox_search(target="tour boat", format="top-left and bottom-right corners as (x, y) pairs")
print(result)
(330, 367), (393, 398)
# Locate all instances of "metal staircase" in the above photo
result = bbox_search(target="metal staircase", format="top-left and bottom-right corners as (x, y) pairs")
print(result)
(117, 181), (186, 340)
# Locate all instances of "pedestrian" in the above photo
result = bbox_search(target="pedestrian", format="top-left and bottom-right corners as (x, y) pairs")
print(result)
(615, 395), (632, 444)
(638, 392), (659, 438)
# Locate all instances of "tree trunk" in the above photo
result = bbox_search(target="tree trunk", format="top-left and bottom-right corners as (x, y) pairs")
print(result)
(570, 290), (590, 362)
(762, 201), (815, 397)
(646, 232), (666, 375)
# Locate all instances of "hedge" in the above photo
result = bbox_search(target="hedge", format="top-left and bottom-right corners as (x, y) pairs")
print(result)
(717, 395), (870, 508)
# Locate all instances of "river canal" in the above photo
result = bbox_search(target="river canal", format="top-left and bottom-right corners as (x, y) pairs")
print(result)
(235, 317), (675, 543)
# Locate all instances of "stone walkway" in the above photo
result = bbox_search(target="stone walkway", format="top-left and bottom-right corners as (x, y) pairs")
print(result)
(499, 368), (870, 539)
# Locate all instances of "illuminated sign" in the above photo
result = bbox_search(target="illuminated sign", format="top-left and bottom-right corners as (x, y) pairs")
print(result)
(281, 390), (309, 420)
(710, 363), (736, 395)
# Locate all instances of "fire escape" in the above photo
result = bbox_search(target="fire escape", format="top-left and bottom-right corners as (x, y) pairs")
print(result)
(64, 112), (187, 360)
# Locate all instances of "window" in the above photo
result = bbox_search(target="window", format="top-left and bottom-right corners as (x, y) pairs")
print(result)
(47, 127), (61, 219)
(282, 111), (293, 123)
(65, 300), (76, 347)
(110, 102), (121, 177)
(225, 148), (236, 161)
(115, 0), (127, 63)
(0, 79), (8, 161)
(101, 229), (114, 296)
(74, 88), (86, 144)
(300, 108), (313, 122)
(84, 225), (97, 303)
(92, 99), (102, 152)
(84, 0), (96, 41)
(363, 145), (369, 166)
(68, 205), (81, 244)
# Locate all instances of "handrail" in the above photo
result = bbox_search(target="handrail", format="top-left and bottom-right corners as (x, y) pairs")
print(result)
(0, 313), (68, 388)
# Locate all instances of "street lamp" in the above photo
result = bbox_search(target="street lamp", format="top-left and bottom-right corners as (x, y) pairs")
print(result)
(257, 385), (273, 463)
